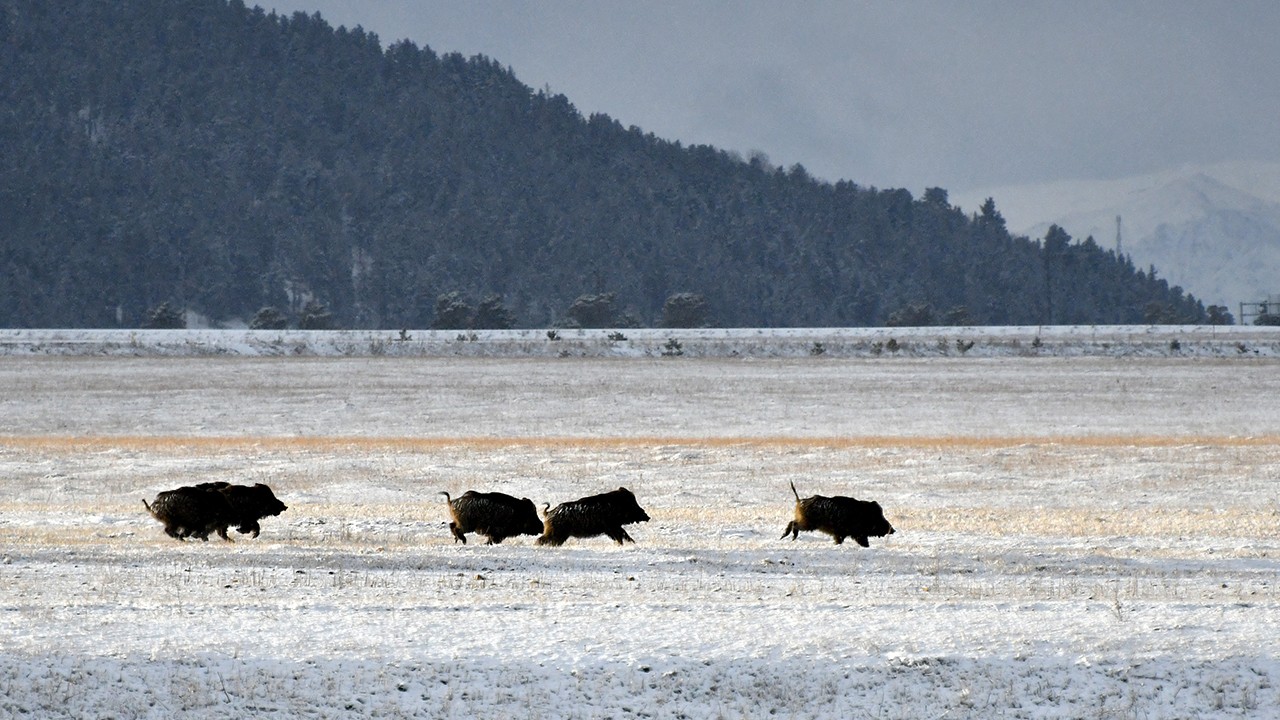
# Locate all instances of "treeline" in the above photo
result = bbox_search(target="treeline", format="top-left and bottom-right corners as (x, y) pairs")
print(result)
(0, 0), (1211, 328)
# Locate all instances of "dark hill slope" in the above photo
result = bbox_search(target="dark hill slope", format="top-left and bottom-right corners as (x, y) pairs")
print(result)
(0, 0), (1207, 328)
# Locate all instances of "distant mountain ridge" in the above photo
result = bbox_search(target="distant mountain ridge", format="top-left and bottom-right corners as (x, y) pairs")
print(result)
(956, 162), (1280, 309)
(0, 0), (1209, 328)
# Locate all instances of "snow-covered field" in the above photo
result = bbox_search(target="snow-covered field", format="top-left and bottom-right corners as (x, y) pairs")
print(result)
(3, 328), (1280, 718)
(2, 324), (1279, 359)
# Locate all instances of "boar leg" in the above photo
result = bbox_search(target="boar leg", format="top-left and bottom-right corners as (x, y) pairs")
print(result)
(448, 522), (468, 544)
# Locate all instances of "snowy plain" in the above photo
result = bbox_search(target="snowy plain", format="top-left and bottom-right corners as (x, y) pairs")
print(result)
(2, 327), (1280, 718)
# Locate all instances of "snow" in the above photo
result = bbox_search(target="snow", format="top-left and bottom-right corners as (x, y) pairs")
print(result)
(952, 160), (1280, 307)
(3, 328), (1280, 718)
(2, 325), (1278, 360)
(954, 161), (1280, 241)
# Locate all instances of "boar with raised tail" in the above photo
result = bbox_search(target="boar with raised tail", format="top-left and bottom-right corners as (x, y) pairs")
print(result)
(781, 482), (895, 547)
(440, 490), (544, 545)
(194, 482), (288, 538)
(536, 486), (650, 546)
(143, 485), (234, 541)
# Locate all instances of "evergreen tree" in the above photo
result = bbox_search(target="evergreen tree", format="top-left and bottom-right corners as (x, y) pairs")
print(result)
(298, 300), (335, 330)
(432, 293), (474, 330)
(886, 302), (935, 327)
(661, 293), (709, 328)
(566, 293), (617, 328)
(473, 295), (516, 329)
(142, 302), (186, 329)
(250, 307), (289, 330)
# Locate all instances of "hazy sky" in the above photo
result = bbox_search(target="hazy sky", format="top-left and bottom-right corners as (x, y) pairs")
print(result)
(265, 1), (1280, 195)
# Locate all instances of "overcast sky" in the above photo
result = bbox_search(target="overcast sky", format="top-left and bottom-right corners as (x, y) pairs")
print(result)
(265, 1), (1280, 196)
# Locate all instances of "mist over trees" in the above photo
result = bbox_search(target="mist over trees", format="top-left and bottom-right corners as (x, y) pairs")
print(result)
(0, 0), (1209, 328)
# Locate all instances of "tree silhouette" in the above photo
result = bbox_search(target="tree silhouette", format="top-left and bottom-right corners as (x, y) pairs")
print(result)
(143, 302), (186, 329)
(432, 293), (474, 330)
(567, 293), (617, 328)
(298, 300), (334, 330)
(250, 307), (289, 330)
(661, 293), (709, 328)
(473, 295), (516, 329)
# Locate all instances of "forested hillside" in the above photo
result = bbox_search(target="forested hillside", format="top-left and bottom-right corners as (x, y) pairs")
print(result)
(0, 0), (1210, 328)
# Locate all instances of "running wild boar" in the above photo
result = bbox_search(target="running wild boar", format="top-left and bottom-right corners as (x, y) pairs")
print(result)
(536, 486), (650, 546)
(143, 485), (234, 541)
(144, 482), (287, 541)
(440, 490), (544, 545)
(194, 481), (288, 538)
(781, 481), (895, 547)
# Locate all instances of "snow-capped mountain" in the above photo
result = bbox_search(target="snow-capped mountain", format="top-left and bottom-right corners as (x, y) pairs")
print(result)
(955, 161), (1280, 309)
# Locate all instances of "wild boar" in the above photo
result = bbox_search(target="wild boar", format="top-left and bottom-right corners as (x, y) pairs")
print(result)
(143, 485), (234, 541)
(195, 481), (288, 538)
(536, 486), (650, 546)
(440, 490), (544, 545)
(781, 481), (895, 547)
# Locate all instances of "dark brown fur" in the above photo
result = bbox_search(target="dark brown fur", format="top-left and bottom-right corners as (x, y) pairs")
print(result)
(194, 482), (288, 538)
(441, 490), (544, 545)
(143, 486), (234, 541)
(144, 482), (286, 542)
(536, 486), (650, 546)
(781, 482), (895, 547)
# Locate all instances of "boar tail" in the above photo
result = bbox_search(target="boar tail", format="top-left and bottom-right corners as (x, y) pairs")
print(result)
(142, 498), (154, 515)
(790, 481), (801, 502)
(438, 491), (452, 503)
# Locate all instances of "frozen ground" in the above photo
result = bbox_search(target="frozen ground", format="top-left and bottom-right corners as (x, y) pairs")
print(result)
(2, 328), (1280, 718)
(2, 324), (1279, 359)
